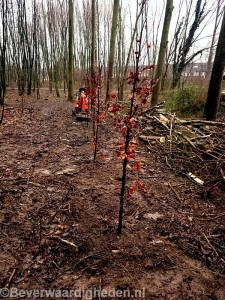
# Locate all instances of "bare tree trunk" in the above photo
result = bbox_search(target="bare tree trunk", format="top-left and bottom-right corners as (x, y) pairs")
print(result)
(151, 0), (173, 106)
(205, 0), (223, 79)
(204, 8), (225, 121)
(105, 0), (120, 105)
(68, 0), (74, 101)
(91, 0), (96, 80)
(0, 0), (7, 114)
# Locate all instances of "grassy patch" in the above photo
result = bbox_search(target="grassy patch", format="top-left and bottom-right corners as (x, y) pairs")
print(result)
(165, 85), (207, 116)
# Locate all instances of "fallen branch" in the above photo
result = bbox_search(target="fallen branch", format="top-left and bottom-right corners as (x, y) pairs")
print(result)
(153, 115), (170, 130)
(176, 131), (196, 149)
(169, 115), (175, 152)
(141, 102), (165, 114)
(176, 120), (225, 127)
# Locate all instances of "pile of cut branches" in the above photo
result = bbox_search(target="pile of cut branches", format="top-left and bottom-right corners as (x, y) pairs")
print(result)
(138, 105), (225, 191)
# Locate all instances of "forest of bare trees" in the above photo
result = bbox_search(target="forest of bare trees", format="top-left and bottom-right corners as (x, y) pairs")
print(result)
(0, 0), (225, 119)
(1, 1), (225, 293)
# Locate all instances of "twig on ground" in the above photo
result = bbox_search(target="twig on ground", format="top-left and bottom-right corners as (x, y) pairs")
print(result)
(219, 167), (225, 181)
(52, 261), (63, 272)
(196, 212), (225, 221)
(168, 183), (181, 203)
(5, 268), (17, 288)
(202, 232), (219, 257)
(48, 185), (72, 224)
(48, 236), (78, 251)
(165, 156), (172, 169)
(74, 253), (102, 268)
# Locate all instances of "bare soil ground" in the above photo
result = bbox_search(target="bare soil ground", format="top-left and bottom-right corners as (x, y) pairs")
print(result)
(0, 90), (224, 299)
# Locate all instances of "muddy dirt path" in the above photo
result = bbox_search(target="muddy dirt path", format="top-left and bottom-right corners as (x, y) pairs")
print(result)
(0, 91), (224, 299)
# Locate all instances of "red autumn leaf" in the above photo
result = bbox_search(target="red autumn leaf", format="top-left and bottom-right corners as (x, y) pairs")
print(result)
(124, 117), (136, 129)
(116, 151), (121, 157)
(128, 186), (136, 195)
(129, 139), (138, 148)
(110, 92), (117, 99)
(127, 71), (140, 84)
(136, 181), (144, 190)
(127, 146), (134, 155)
(127, 143), (136, 155)
(108, 104), (121, 113)
(96, 155), (103, 160)
(135, 181), (144, 190)
(119, 144), (125, 151)
(132, 162), (141, 171)
(117, 151), (127, 159)
(127, 72), (139, 81)
(127, 154), (135, 161)
(122, 127), (127, 138)
(97, 113), (105, 122)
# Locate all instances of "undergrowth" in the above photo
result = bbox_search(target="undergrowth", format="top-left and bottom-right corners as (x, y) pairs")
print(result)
(165, 84), (207, 116)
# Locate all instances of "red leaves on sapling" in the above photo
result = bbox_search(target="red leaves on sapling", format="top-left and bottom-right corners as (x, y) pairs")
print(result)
(108, 104), (121, 114)
(132, 161), (141, 171)
(110, 92), (117, 100)
(117, 139), (138, 161)
(128, 186), (136, 195)
(123, 116), (136, 129)
(127, 72), (140, 84)
(135, 180), (144, 190)
(127, 181), (144, 196)
(140, 65), (154, 72)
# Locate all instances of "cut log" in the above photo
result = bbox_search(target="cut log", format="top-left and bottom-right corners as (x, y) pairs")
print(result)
(139, 135), (164, 142)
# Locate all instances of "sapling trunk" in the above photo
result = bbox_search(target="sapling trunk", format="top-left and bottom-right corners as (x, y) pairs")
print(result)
(117, 77), (138, 234)
(92, 67), (103, 161)
(117, 129), (130, 234)
(117, 24), (143, 235)
(93, 85), (100, 161)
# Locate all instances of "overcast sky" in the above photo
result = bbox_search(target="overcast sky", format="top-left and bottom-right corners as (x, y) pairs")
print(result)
(23, 0), (223, 63)
(120, 0), (222, 62)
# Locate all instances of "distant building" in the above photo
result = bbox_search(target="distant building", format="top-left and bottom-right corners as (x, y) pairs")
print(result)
(183, 62), (207, 78)
(131, 62), (224, 80)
